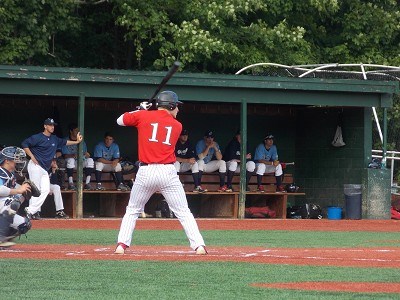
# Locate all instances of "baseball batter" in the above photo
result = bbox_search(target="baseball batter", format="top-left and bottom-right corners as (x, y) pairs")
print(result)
(114, 91), (207, 255)
(21, 118), (83, 219)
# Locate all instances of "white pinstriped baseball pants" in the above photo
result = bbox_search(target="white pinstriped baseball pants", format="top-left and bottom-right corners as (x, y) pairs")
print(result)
(117, 164), (205, 250)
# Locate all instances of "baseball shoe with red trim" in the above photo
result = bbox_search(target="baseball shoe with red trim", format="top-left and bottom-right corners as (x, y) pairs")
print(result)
(218, 185), (229, 192)
(276, 185), (286, 193)
(114, 243), (128, 254)
(256, 185), (265, 193)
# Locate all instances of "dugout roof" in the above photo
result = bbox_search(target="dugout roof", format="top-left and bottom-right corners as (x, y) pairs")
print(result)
(0, 64), (398, 108)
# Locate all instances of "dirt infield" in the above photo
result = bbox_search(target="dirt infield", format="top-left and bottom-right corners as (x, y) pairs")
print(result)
(30, 218), (400, 231)
(252, 282), (400, 294)
(2, 244), (400, 269)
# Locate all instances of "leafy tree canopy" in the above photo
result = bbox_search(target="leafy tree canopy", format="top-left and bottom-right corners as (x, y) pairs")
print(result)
(0, 0), (398, 72)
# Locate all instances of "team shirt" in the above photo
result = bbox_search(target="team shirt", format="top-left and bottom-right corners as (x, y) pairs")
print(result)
(61, 140), (88, 157)
(223, 138), (241, 161)
(119, 110), (181, 164)
(175, 140), (196, 159)
(21, 133), (67, 171)
(93, 142), (120, 161)
(195, 139), (221, 164)
(253, 143), (278, 163)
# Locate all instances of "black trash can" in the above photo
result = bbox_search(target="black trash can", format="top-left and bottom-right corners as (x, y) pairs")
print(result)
(344, 184), (362, 219)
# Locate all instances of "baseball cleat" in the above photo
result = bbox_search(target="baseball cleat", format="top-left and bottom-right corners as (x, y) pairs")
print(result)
(95, 183), (106, 191)
(195, 245), (208, 255)
(114, 243), (127, 255)
(55, 210), (70, 219)
(84, 183), (93, 190)
(68, 183), (77, 191)
(217, 185), (229, 192)
(276, 185), (286, 193)
(225, 186), (233, 192)
(256, 185), (265, 193)
(0, 241), (16, 248)
(193, 186), (206, 193)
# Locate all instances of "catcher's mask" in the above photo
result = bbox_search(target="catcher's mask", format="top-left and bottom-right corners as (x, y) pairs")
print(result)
(156, 91), (183, 110)
(0, 146), (27, 174)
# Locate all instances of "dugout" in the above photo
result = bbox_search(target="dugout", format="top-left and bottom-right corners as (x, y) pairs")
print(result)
(0, 64), (398, 219)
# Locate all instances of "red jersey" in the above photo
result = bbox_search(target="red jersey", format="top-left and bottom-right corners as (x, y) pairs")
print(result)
(122, 110), (182, 164)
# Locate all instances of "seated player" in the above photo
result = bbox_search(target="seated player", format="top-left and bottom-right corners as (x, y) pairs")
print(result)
(93, 132), (130, 191)
(223, 130), (255, 191)
(253, 134), (285, 192)
(61, 123), (95, 190)
(174, 129), (205, 193)
(195, 130), (228, 192)
(48, 158), (69, 218)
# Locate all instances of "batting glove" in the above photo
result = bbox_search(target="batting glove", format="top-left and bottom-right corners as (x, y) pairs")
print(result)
(137, 101), (152, 110)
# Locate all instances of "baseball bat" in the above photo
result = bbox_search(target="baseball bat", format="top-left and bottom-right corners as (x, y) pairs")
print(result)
(149, 61), (181, 106)
(281, 162), (294, 169)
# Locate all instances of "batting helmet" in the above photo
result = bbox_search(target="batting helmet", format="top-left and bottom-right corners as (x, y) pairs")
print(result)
(156, 91), (182, 110)
(285, 183), (299, 193)
(0, 146), (27, 173)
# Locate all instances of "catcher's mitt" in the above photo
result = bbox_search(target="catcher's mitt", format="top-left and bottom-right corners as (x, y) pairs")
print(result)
(22, 179), (41, 199)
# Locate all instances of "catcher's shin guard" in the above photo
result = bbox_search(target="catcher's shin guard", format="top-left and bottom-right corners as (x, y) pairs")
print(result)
(0, 212), (13, 242)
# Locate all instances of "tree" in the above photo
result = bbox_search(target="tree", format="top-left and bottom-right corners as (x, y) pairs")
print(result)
(0, 0), (78, 65)
(0, 0), (399, 71)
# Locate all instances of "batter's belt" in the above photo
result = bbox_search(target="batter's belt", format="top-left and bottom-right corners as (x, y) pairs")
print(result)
(139, 162), (174, 166)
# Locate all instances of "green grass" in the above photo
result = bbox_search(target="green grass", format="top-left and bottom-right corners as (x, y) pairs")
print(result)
(2, 228), (400, 299)
(0, 260), (399, 299)
(18, 229), (400, 248)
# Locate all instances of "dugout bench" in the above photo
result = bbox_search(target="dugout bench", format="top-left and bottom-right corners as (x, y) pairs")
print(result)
(41, 171), (305, 219)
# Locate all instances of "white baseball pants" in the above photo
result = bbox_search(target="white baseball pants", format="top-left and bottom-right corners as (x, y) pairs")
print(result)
(49, 184), (64, 211)
(95, 162), (122, 172)
(198, 159), (226, 173)
(255, 163), (283, 176)
(117, 164), (205, 250)
(26, 160), (50, 215)
(227, 160), (256, 173)
(174, 161), (199, 173)
(66, 157), (94, 169)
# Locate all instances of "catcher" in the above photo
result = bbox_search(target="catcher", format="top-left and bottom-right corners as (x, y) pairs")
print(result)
(0, 146), (40, 248)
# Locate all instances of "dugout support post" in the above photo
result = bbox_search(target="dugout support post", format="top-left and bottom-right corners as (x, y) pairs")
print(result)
(76, 92), (85, 218)
(238, 99), (247, 219)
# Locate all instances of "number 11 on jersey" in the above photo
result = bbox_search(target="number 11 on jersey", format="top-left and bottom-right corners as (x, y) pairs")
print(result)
(149, 123), (173, 145)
